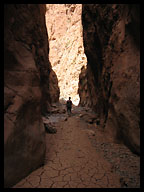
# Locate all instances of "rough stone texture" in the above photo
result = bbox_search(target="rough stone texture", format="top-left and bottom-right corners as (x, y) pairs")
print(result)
(13, 106), (139, 188)
(48, 70), (59, 103)
(13, 107), (121, 188)
(4, 4), (59, 187)
(79, 4), (140, 154)
(45, 4), (87, 105)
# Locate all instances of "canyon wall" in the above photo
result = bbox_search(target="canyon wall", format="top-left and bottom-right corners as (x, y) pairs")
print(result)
(45, 4), (87, 105)
(79, 4), (140, 154)
(4, 4), (59, 187)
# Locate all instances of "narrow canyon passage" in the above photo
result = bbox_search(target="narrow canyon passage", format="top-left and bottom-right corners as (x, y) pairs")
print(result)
(45, 4), (87, 105)
(13, 105), (139, 188)
(4, 4), (140, 188)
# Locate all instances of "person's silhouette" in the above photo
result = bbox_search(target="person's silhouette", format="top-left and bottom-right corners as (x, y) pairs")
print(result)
(66, 97), (72, 115)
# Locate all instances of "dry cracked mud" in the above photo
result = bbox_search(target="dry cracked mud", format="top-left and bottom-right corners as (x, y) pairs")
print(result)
(13, 106), (140, 188)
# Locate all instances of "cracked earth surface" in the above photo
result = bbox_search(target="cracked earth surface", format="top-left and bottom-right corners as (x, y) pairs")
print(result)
(13, 106), (139, 188)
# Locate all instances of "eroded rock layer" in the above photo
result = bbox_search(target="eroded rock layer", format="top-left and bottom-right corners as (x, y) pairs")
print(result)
(45, 4), (87, 105)
(79, 4), (140, 154)
(4, 4), (59, 187)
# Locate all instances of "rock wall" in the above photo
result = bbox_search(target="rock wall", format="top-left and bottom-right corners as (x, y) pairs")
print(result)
(79, 4), (140, 154)
(45, 4), (87, 105)
(4, 4), (59, 187)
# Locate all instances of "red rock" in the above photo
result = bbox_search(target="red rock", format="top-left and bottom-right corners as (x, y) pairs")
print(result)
(78, 4), (140, 154)
(4, 4), (59, 187)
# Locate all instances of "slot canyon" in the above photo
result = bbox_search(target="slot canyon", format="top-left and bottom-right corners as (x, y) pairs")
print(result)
(4, 4), (140, 188)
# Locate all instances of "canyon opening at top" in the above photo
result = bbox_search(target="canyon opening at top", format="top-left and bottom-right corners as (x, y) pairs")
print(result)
(45, 4), (87, 106)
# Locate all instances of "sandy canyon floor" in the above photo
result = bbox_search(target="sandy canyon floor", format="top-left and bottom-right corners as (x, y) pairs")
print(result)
(13, 104), (140, 188)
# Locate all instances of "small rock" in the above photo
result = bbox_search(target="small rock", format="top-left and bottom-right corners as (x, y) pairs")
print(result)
(120, 177), (128, 188)
(64, 117), (67, 121)
(44, 123), (57, 134)
(51, 104), (57, 108)
(87, 130), (95, 136)
(94, 122), (97, 127)
(51, 108), (59, 114)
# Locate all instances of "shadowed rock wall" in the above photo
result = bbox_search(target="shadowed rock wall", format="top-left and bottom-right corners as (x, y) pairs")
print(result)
(79, 4), (140, 154)
(4, 4), (59, 187)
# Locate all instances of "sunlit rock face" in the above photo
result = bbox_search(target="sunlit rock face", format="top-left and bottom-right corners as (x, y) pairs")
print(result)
(4, 4), (59, 187)
(45, 4), (87, 105)
(79, 4), (140, 154)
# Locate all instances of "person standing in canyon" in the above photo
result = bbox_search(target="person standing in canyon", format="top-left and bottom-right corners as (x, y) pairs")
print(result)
(66, 97), (72, 116)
